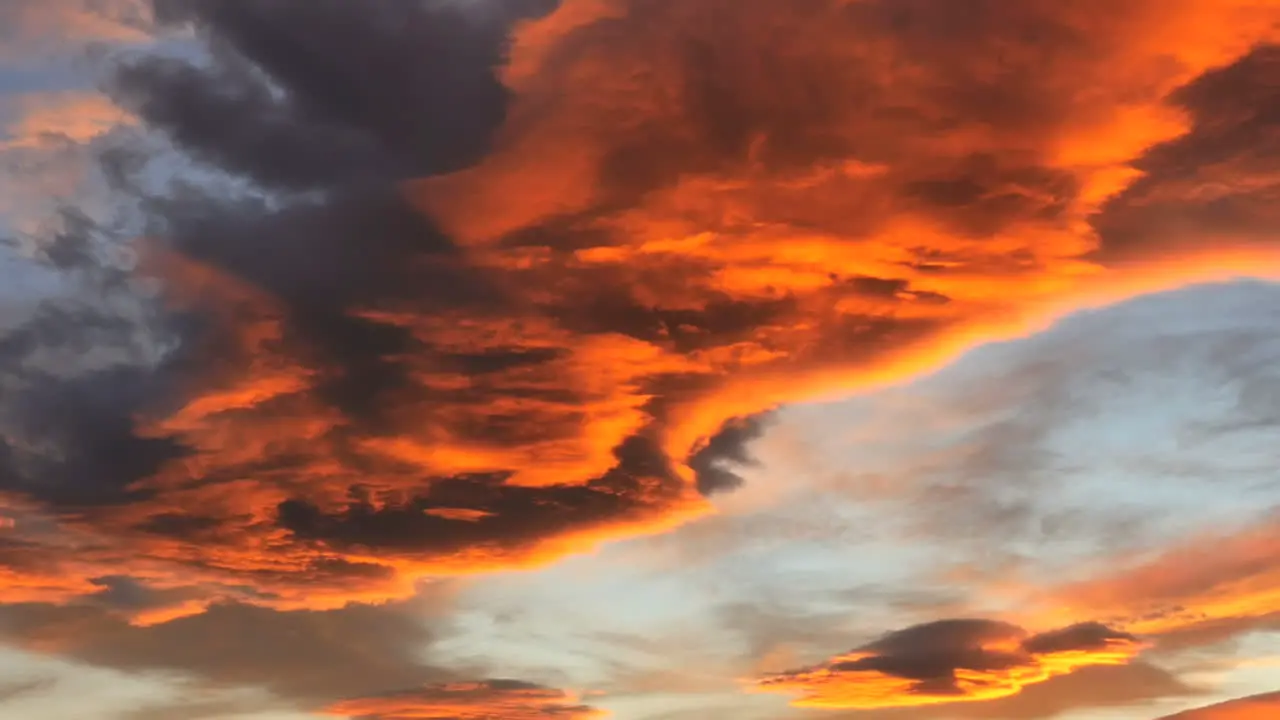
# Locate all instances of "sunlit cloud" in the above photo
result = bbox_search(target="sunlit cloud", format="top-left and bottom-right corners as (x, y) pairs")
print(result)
(752, 619), (1144, 710)
(0, 3), (1278, 697)
(1, 92), (132, 150)
(1032, 517), (1280, 643)
(0, 0), (153, 61)
(1155, 691), (1280, 720)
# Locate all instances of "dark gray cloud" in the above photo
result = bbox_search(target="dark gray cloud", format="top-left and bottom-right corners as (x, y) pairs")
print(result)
(1092, 44), (1280, 260)
(323, 678), (605, 720)
(275, 435), (686, 557)
(119, 0), (559, 189)
(1155, 691), (1280, 720)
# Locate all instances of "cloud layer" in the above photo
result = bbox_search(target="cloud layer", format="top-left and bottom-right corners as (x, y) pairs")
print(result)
(0, 5), (1279, 718)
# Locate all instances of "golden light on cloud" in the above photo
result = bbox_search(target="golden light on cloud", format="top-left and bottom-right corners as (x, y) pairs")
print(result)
(0, 0), (151, 60)
(1, 0), (1279, 633)
(752, 619), (1145, 709)
(1156, 692), (1280, 720)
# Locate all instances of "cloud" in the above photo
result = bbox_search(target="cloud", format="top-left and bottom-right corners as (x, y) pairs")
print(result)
(687, 413), (775, 495)
(1, 92), (132, 151)
(0, 0), (152, 61)
(810, 661), (1196, 720)
(753, 618), (1144, 710)
(322, 680), (608, 720)
(112, 0), (553, 188)
(0, 91), (135, 242)
(733, 280), (1280, 593)
(1155, 692), (1280, 720)
(3, 0), (1280, 622)
(0, 590), (459, 707)
(1033, 516), (1280, 645)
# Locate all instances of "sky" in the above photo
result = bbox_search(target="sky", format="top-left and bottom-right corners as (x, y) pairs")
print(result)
(0, 1), (1278, 719)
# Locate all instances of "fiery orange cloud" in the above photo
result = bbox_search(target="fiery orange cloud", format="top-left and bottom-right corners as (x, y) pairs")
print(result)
(3, 0), (1280, 620)
(1156, 692), (1280, 720)
(322, 680), (608, 720)
(752, 619), (1144, 710)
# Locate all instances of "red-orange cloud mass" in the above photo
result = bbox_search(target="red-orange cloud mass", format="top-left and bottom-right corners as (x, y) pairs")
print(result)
(1, 0), (1279, 629)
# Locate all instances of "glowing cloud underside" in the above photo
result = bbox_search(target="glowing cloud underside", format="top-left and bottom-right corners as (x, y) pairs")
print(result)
(0, 0), (1279, 627)
(322, 680), (608, 720)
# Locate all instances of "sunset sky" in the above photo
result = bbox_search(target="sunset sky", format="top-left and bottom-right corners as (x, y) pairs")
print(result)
(0, 1), (1278, 719)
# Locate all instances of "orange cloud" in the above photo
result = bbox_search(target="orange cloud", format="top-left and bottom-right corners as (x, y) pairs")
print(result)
(322, 681), (608, 720)
(1028, 518), (1280, 644)
(0, 0), (151, 59)
(1156, 692), (1280, 720)
(752, 619), (1144, 710)
(4, 0), (1280, 622)
(1, 92), (132, 150)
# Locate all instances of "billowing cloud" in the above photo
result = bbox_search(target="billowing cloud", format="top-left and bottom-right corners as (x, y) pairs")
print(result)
(3, 0), (1280, 623)
(1, 92), (132, 151)
(753, 619), (1144, 709)
(1155, 692), (1280, 720)
(322, 680), (607, 720)
(1094, 44), (1280, 262)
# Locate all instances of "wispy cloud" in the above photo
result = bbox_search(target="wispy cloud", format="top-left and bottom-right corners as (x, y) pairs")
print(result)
(323, 680), (608, 720)
(753, 619), (1143, 710)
